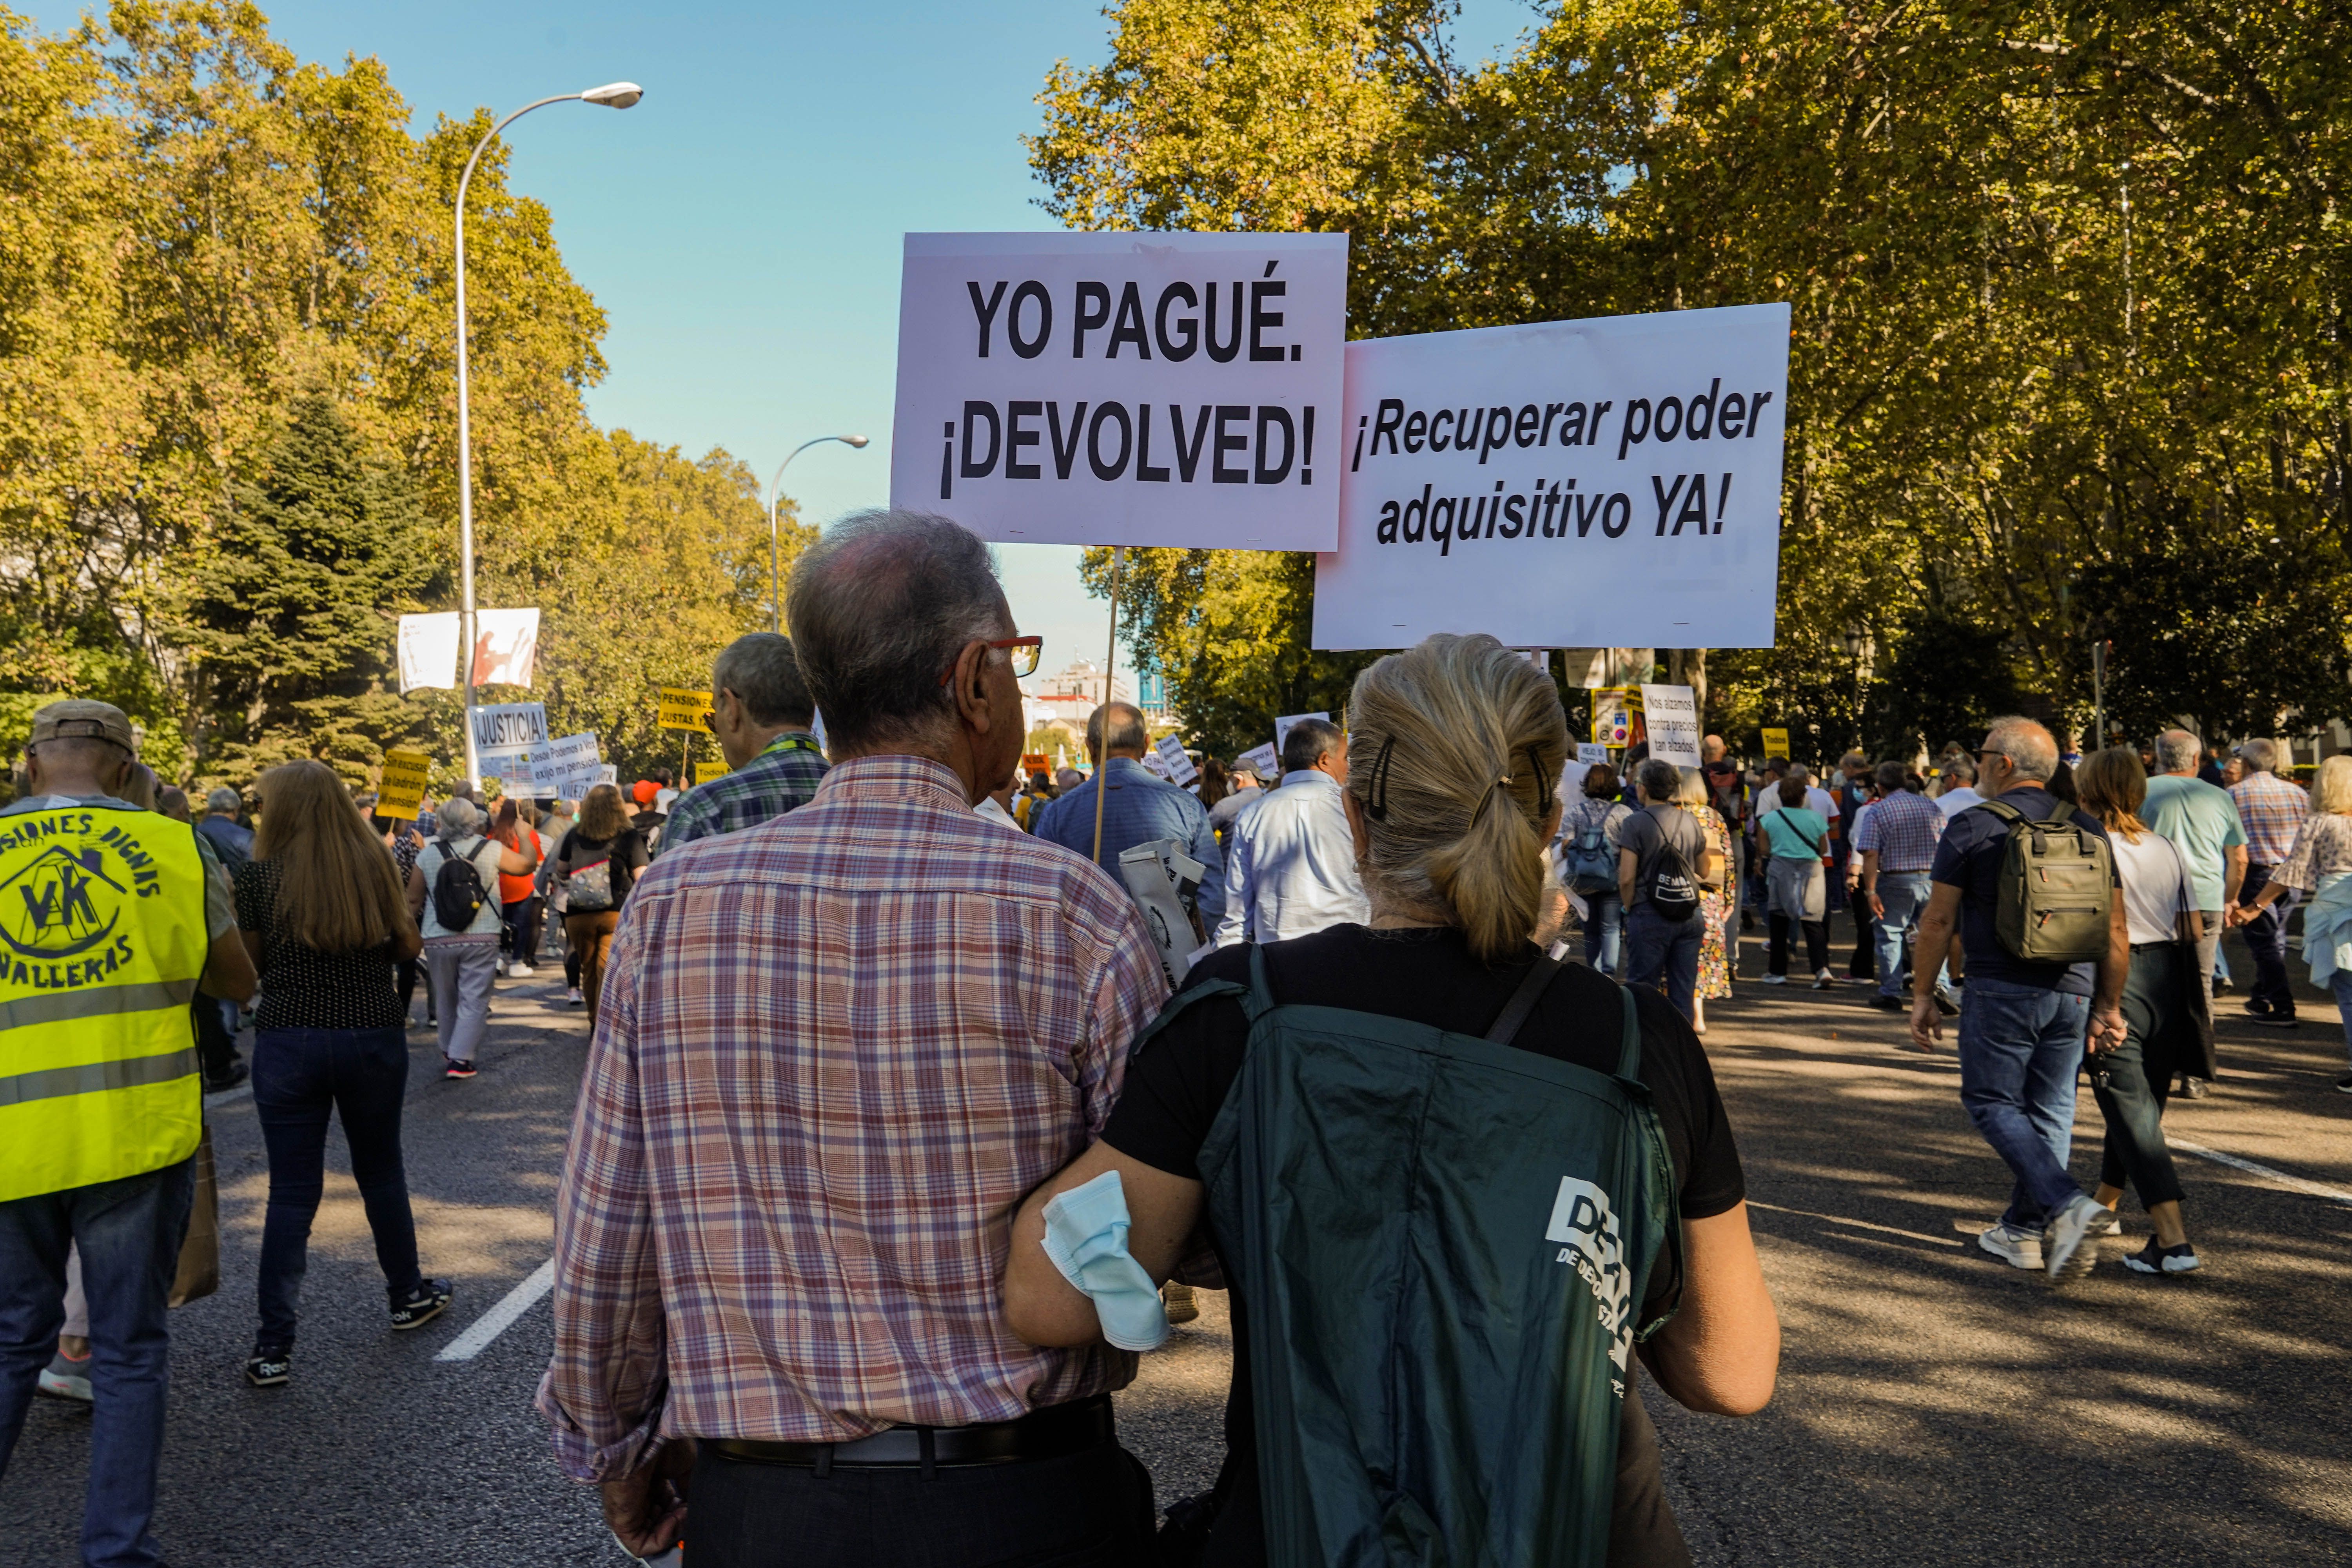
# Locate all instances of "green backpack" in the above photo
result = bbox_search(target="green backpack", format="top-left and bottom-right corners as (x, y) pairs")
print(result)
(1977, 799), (2115, 964)
(1167, 947), (1679, 1568)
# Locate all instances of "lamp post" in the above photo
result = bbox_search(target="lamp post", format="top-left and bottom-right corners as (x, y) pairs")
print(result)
(765, 435), (869, 632)
(452, 81), (643, 789)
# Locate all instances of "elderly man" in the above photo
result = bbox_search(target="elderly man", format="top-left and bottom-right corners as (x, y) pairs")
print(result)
(2142, 729), (2247, 1013)
(539, 511), (1169, 1567)
(0, 702), (256, 1568)
(1214, 717), (1367, 946)
(1033, 701), (1226, 935)
(2229, 738), (2308, 1027)
(659, 632), (828, 855)
(194, 785), (253, 873)
(1910, 717), (2127, 1283)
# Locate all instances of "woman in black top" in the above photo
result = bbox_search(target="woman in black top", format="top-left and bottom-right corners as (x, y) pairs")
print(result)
(1006, 634), (1780, 1566)
(552, 782), (649, 1023)
(234, 761), (450, 1387)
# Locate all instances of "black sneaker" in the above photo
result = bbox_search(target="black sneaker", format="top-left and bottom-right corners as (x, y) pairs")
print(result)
(443, 1059), (476, 1080)
(2178, 1075), (2212, 1100)
(245, 1344), (292, 1387)
(2334, 1074), (2352, 1095)
(2123, 1238), (2201, 1275)
(2247, 1012), (2300, 1029)
(203, 1061), (250, 1093)
(1865, 994), (1907, 1012)
(390, 1279), (453, 1331)
(1934, 990), (1960, 1017)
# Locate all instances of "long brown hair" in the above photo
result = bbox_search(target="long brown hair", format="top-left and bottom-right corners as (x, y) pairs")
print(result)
(2074, 747), (2151, 844)
(252, 760), (414, 953)
(576, 782), (631, 841)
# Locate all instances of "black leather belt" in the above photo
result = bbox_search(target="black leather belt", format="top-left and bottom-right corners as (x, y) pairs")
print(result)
(708, 1394), (1113, 1474)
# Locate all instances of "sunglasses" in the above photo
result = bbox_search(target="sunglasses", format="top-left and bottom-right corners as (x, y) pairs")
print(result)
(937, 635), (1043, 684)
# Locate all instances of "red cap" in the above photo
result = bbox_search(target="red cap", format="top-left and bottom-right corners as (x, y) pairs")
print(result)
(633, 780), (659, 806)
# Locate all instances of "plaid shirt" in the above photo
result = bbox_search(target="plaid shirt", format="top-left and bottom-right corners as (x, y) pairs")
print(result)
(2229, 770), (2308, 866)
(537, 754), (1169, 1479)
(1852, 787), (1942, 873)
(654, 731), (828, 855)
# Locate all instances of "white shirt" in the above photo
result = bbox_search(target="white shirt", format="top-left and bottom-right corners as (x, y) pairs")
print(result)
(974, 795), (1018, 829)
(1804, 785), (1837, 822)
(1935, 785), (1985, 818)
(2111, 830), (2192, 946)
(1213, 770), (1369, 947)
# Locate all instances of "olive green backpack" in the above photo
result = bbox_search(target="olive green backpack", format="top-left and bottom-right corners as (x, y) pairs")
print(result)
(1976, 799), (2114, 963)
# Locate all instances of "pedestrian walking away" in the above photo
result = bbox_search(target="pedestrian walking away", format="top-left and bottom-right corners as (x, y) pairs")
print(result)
(1214, 716), (1367, 947)
(1034, 701), (1227, 934)
(1855, 760), (1949, 1013)
(403, 797), (519, 1080)
(1908, 717), (2127, 1285)
(2228, 738), (2309, 1027)
(489, 797), (544, 978)
(2233, 753), (2352, 1093)
(551, 783), (650, 1025)
(231, 762), (451, 1388)
(1757, 776), (1834, 989)
(1561, 763), (1635, 978)
(1618, 759), (1721, 1021)
(658, 631), (830, 855)
(1005, 633), (1779, 1566)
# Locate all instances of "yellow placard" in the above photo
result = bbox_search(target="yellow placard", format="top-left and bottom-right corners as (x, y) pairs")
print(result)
(692, 757), (731, 787)
(1591, 686), (1642, 748)
(377, 749), (431, 819)
(1761, 727), (1791, 760)
(657, 687), (713, 733)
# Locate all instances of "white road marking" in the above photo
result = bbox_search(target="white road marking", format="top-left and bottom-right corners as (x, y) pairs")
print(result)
(435, 1257), (557, 1361)
(1749, 1200), (1962, 1247)
(2171, 1142), (2352, 1208)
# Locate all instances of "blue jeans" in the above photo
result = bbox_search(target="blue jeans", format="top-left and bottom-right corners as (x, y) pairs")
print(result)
(1956, 979), (2090, 1230)
(2241, 866), (2299, 1016)
(1626, 903), (1702, 1021)
(252, 1027), (423, 1346)
(2330, 972), (2352, 1068)
(0, 1156), (196, 1568)
(1581, 888), (1625, 977)
(1875, 873), (1931, 998)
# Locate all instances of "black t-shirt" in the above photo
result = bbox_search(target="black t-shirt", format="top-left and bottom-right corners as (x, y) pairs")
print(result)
(232, 859), (403, 1031)
(1102, 924), (1746, 1567)
(1929, 786), (2114, 997)
(1616, 804), (1709, 911)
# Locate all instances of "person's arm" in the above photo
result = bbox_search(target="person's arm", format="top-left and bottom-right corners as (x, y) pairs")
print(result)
(1861, 849), (1882, 915)
(1617, 843), (1639, 911)
(2223, 842), (2247, 909)
(1187, 804), (1227, 931)
(202, 927), (257, 1003)
(405, 860), (427, 920)
(1908, 882), (1963, 1050)
(2087, 891), (2129, 1053)
(497, 836), (535, 875)
(1005, 1140), (1207, 1347)
(1638, 1203), (1779, 1417)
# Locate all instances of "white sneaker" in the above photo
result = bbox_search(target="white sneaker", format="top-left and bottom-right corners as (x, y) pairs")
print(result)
(495, 959), (509, 977)
(1813, 969), (1837, 989)
(2043, 1193), (2106, 1283)
(508, 963), (535, 978)
(566, 987), (583, 1006)
(1761, 973), (1788, 985)
(1978, 1221), (2043, 1269)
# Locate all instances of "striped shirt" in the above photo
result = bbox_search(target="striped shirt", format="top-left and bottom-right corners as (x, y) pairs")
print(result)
(537, 754), (1170, 1480)
(2229, 770), (2308, 867)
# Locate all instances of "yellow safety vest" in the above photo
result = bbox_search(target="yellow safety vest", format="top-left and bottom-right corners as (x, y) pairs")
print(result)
(0, 801), (208, 1202)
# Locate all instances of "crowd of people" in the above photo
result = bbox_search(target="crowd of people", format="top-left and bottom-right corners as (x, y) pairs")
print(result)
(5, 508), (2349, 1567)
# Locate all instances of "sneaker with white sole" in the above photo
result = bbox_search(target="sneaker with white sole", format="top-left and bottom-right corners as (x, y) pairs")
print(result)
(2123, 1238), (2200, 1275)
(244, 1343), (291, 1387)
(508, 962), (535, 979)
(1761, 973), (1789, 986)
(389, 1279), (453, 1331)
(2043, 1193), (2107, 1283)
(566, 986), (583, 1006)
(2092, 1207), (2123, 1237)
(1977, 1221), (2043, 1269)
(36, 1350), (93, 1403)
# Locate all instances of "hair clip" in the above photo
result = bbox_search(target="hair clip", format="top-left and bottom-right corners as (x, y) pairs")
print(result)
(1366, 735), (1397, 820)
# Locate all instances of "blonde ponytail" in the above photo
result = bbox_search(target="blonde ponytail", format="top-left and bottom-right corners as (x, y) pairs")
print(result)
(1345, 634), (1569, 962)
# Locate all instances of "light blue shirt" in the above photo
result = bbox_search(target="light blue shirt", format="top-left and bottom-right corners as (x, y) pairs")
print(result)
(2142, 773), (2246, 911)
(1033, 756), (1226, 928)
(1214, 770), (1369, 947)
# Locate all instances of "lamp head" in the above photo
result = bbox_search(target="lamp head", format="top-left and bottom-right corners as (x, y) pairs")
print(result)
(841, 434), (871, 449)
(581, 82), (644, 108)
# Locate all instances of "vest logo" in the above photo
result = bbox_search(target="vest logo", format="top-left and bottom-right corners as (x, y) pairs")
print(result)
(2, 845), (127, 960)
(1546, 1176), (1635, 1383)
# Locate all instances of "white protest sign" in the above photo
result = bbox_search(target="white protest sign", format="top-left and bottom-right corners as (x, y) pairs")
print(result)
(1637, 684), (1702, 766)
(1152, 734), (1198, 786)
(1272, 712), (1330, 758)
(470, 702), (547, 762)
(1140, 749), (1174, 780)
(890, 232), (1349, 550)
(470, 608), (540, 688)
(1312, 304), (1790, 649)
(1577, 742), (1610, 765)
(1237, 742), (1279, 779)
(397, 613), (460, 693)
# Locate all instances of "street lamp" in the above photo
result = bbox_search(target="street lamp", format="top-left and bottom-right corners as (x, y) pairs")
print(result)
(766, 436), (869, 632)
(452, 82), (643, 789)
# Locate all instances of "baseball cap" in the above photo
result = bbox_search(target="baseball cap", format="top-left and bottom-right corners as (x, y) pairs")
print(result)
(633, 780), (659, 806)
(29, 699), (136, 753)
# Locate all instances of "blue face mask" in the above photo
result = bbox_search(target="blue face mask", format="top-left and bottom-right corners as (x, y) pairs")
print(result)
(1039, 1170), (1169, 1352)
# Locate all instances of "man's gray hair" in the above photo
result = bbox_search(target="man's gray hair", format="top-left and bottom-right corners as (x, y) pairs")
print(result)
(1637, 758), (1681, 801)
(1984, 715), (2057, 782)
(2238, 737), (2278, 773)
(206, 786), (241, 814)
(2154, 730), (2203, 775)
(713, 632), (816, 728)
(436, 795), (483, 838)
(1943, 755), (1976, 784)
(785, 510), (1008, 753)
(1281, 717), (1345, 774)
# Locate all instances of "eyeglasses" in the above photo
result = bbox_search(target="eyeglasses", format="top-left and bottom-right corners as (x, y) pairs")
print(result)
(939, 635), (1043, 684)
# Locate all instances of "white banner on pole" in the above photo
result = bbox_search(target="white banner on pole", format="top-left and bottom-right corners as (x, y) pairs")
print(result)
(1638, 684), (1702, 766)
(889, 232), (1349, 551)
(470, 608), (541, 689)
(1272, 712), (1330, 759)
(397, 613), (460, 693)
(470, 702), (547, 762)
(1311, 304), (1790, 650)
(1236, 742), (1279, 779)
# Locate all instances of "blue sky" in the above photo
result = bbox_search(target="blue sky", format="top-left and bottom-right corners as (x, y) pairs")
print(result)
(34, 0), (1539, 686)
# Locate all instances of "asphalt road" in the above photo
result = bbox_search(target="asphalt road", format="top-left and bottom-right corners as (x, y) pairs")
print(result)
(4, 915), (2348, 1566)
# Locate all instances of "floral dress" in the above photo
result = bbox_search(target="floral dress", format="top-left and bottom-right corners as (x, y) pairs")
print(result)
(1693, 802), (1734, 1000)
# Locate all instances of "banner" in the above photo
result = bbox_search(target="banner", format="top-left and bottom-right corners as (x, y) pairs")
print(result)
(1638, 683), (1701, 766)
(1236, 741), (1279, 779)
(1762, 726), (1791, 759)
(1272, 712), (1330, 757)
(470, 702), (547, 762)
(1561, 648), (1656, 690)
(470, 608), (540, 689)
(657, 688), (713, 733)
(1576, 742), (1610, 766)
(1152, 734), (1198, 786)
(890, 231), (1349, 550)
(1311, 304), (1791, 649)
(397, 614), (460, 694)
(377, 750), (430, 819)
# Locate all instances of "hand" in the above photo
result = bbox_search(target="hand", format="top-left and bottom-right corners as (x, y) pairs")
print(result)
(1908, 993), (1942, 1051)
(601, 1438), (695, 1561)
(1865, 893), (1885, 920)
(2087, 1005), (2127, 1056)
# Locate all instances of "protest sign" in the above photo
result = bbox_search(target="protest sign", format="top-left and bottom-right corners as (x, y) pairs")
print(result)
(1577, 742), (1610, 766)
(657, 688), (713, 733)
(1273, 712), (1330, 756)
(470, 609), (540, 688)
(1592, 688), (1639, 749)
(1638, 684), (1701, 766)
(397, 614), (459, 694)
(1022, 752), (1051, 777)
(1140, 750), (1174, 781)
(693, 757), (731, 788)
(377, 750), (430, 819)
(1762, 726), (1791, 759)
(1561, 648), (1655, 690)
(470, 702), (547, 762)
(1237, 741), (1279, 779)
(1152, 735), (1198, 786)
(1312, 304), (1791, 649)
(890, 232), (1349, 551)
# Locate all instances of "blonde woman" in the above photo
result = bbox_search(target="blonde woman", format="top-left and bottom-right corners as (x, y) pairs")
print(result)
(2234, 753), (2352, 1094)
(1676, 765), (1736, 1033)
(2073, 749), (2205, 1274)
(234, 761), (448, 1387)
(1006, 634), (1777, 1563)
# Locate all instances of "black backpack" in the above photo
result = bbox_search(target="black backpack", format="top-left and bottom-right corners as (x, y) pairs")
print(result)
(430, 837), (491, 931)
(1643, 810), (1702, 922)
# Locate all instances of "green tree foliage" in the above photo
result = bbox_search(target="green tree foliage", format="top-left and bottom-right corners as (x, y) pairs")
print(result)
(0, 2), (806, 790)
(1034, 0), (2352, 752)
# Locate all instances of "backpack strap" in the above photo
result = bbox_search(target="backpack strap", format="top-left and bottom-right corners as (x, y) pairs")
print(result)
(1483, 952), (1563, 1044)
